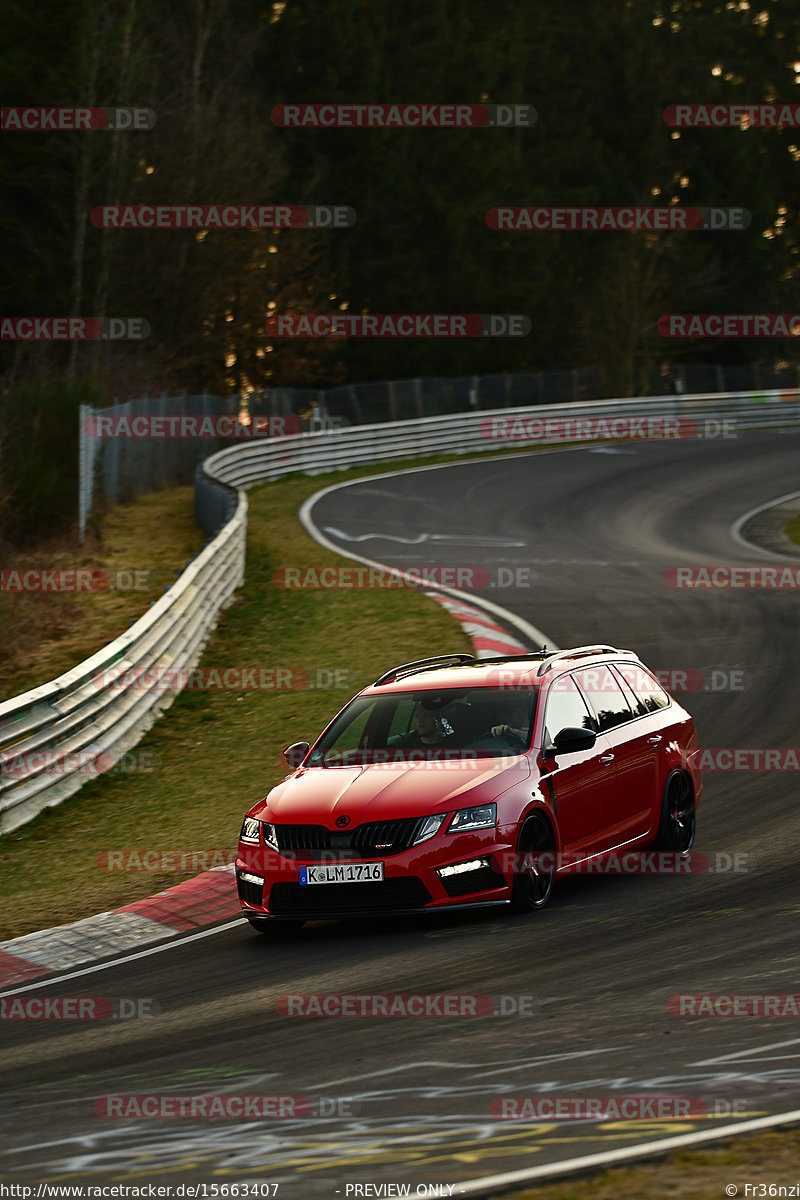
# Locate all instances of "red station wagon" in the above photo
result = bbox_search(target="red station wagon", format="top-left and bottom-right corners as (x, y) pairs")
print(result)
(236, 646), (702, 929)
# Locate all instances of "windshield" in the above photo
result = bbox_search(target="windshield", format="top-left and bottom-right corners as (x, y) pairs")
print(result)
(307, 686), (539, 766)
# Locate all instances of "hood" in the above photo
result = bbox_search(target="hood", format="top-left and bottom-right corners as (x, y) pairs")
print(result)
(250, 756), (530, 824)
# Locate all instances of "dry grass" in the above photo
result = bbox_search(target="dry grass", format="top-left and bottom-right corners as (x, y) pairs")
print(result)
(492, 1125), (800, 1198)
(0, 488), (205, 700)
(0, 469), (471, 939)
(784, 513), (800, 546)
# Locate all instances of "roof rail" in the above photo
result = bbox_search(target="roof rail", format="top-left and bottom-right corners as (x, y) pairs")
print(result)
(467, 651), (552, 666)
(535, 644), (623, 676)
(374, 653), (475, 687)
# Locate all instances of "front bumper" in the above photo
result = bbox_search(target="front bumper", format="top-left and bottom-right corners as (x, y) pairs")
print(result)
(236, 830), (514, 921)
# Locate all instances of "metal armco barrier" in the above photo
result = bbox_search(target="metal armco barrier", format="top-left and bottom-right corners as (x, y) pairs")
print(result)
(0, 490), (246, 834)
(1, 387), (797, 833)
(202, 389), (800, 487)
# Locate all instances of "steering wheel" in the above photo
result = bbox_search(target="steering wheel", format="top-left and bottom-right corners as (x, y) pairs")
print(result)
(491, 727), (527, 749)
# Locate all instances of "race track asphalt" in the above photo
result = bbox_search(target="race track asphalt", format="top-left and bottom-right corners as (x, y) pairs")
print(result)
(3, 430), (800, 1195)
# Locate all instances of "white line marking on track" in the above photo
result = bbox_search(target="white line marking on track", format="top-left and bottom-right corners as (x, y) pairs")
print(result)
(316, 1047), (626, 1089)
(731, 489), (800, 558)
(300, 462), (560, 652)
(0, 920), (243, 998)
(324, 526), (526, 547)
(456, 1109), (800, 1196)
(694, 1037), (800, 1065)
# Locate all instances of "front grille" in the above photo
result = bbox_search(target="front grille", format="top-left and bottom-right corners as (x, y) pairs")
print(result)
(274, 825), (330, 852)
(352, 817), (424, 855)
(440, 864), (507, 899)
(274, 817), (426, 860)
(237, 873), (264, 906)
(268, 877), (433, 915)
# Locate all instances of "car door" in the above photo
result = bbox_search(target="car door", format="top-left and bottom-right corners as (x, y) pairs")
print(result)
(575, 663), (659, 843)
(612, 661), (675, 835)
(538, 670), (619, 856)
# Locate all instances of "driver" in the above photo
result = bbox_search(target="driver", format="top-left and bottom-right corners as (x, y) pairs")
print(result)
(391, 705), (458, 748)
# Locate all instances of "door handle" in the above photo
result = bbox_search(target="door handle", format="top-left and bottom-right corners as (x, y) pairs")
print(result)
(599, 753), (615, 765)
(647, 735), (662, 746)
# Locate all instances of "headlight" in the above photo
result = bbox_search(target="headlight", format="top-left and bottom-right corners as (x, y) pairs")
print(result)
(240, 817), (261, 844)
(240, 817), (279, 850)
(262, 823), (279, 851)
(412, 813), (447, 845)
(447, 803), (497, 833)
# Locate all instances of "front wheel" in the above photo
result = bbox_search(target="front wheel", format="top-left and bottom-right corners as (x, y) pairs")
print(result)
(653, 771), (695, 852)
(510, 813), (556, 912)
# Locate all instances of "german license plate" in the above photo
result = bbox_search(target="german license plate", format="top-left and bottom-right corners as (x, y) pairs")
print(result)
(299, 863), (384, 885)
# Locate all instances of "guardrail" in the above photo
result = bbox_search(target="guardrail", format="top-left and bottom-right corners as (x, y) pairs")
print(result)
(0, 487), (246, 834)
(200, 388), (800, 486)
(2, 387), (797, 833)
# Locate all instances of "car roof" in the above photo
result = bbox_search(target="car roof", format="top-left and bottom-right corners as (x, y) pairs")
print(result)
(363, 646), (641, 694)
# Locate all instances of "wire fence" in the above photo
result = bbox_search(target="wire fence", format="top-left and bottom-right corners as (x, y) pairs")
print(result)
(79, 361), (800, 537)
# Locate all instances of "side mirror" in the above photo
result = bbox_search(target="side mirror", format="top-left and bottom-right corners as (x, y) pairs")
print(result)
(283, 741), (310, 768)
(553, 726), (596, 755)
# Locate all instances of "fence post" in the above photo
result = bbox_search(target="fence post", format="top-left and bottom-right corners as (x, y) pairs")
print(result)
(78, 403), (91, 541)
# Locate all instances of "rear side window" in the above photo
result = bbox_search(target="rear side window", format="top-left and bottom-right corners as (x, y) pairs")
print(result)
(613, 663), (671, 715)
(574, 665), (634, 732)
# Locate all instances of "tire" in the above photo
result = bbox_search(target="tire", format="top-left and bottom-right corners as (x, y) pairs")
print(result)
(246, 917), (305, 937)
(510, 813), (556, 912)
(653, 770), (696, 852)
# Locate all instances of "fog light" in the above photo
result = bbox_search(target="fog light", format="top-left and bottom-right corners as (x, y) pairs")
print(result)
(238, 871), (264, 886)
(438, 858), (488, 878)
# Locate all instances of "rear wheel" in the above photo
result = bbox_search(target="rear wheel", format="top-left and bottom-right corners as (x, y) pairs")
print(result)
(654, 771), (695, 852)
(510, 813), (556, 912)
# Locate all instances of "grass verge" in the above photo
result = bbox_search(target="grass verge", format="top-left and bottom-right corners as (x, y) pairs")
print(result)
(0, 465), (472, 940)
(784, 513), (800, 546)
(0, 488), (205, 700)
(491, 1124), (800, 1199)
